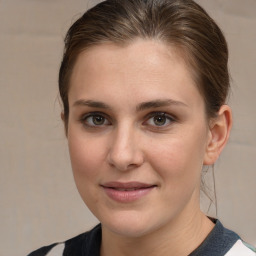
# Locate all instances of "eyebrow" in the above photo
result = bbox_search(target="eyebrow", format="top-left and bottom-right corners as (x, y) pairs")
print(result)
(72, 98), (188, 111)
(72, 99), (111, 109)
(136, 99), (188, 112)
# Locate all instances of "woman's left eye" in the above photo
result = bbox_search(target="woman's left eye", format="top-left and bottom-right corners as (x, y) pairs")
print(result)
(144, 112), (174, 127)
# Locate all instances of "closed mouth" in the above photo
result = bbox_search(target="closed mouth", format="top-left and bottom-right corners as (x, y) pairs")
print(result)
(110, 187), (154, 191)
(101, 181), (157, 190)
(101, 182), (157, 202)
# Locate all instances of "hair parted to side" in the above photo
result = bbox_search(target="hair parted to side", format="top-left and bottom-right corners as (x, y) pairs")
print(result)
(59, 0), (230, 131)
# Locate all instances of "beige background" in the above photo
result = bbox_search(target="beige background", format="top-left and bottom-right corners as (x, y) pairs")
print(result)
(0, 1), (255, 255)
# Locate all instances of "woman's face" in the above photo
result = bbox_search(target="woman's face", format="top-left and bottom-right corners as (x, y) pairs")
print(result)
(67, 40), (212, 237)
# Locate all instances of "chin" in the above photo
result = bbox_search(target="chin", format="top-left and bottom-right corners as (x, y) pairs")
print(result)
(100, 210), (162, 238)
(106, 223), (151, 238)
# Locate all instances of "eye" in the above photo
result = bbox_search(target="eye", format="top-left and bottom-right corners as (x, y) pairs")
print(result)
(80, 113), (111, 127)
(144, 112), (174, 127)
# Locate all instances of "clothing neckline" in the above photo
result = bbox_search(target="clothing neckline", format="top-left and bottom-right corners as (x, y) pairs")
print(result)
(84, 219), (240, 256)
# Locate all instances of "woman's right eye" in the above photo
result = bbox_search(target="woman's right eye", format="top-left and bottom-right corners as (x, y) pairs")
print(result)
(80, 113), (111, 127)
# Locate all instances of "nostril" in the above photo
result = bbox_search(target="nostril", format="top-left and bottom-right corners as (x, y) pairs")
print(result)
(107, 131), (144, 171)
(107, 153), (144, 171)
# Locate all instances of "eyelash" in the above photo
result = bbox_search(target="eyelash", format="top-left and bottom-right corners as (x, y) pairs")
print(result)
(79, 111), (176, 129)
(80, 112), (111, 128)
(143, 112), (176, 128)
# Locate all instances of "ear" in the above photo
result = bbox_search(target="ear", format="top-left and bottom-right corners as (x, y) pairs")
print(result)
(61, 112), (65, 122)
(60, 112), (68, 137)
(203, 105), (232, 165)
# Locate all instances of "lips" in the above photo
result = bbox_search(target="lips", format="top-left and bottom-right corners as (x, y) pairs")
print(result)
(111, 187), (146, 191)
(101, 182), (156, 203)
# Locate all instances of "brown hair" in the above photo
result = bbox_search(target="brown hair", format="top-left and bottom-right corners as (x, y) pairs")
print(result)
(59, 0), (229, 130)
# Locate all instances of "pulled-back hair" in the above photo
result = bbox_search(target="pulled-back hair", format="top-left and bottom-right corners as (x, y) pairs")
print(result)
(59, 0), (229, 129)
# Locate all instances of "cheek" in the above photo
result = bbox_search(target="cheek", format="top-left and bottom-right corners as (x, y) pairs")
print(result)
(68, 131), (107, 186)
(67, 131), (110, 212)
(147, 132), (206, 188)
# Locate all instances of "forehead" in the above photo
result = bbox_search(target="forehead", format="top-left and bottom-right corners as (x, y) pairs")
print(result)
(69, 39), (203, 109)
(72, 40), (188, 76)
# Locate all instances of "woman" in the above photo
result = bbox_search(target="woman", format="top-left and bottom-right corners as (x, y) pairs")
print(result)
(28, 0), (255, 255)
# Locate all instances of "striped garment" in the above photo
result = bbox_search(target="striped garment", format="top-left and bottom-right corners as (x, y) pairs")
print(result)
(28, 220), (256, 256)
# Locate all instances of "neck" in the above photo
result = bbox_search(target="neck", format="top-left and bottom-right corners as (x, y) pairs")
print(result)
(100, 207), (214, 256)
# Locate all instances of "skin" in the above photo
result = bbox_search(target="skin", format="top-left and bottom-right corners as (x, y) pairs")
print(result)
(65, 39), (232, 256)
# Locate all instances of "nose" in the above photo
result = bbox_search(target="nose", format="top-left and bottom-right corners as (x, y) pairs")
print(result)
(107, 125), (144, 171)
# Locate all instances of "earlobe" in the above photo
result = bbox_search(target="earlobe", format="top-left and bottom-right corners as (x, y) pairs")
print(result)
(61, 112), (65, 121)
(60, 112), (68, 137)
(203, 105), (232, 165)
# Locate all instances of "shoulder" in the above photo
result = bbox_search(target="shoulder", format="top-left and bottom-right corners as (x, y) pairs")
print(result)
(27, 224), (102, 256)
(27, 243), (65, 256)
(225, 239), (256, 256)
(190, 219), (256, 256)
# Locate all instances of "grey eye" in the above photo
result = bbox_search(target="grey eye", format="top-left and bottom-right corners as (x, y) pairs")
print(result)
(92, 115), (106, 125)
(81, 113), (110, 127)
(145, 112), (174, 128)
(153, 115), (167, 126)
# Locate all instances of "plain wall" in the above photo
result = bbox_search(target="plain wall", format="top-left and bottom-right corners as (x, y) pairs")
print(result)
(0, 1), (255, 255)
